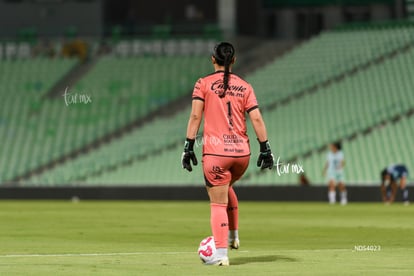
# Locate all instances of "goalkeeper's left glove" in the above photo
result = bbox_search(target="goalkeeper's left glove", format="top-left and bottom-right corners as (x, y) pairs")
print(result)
(257, 140), (274, 170)
(181, 138), (198, 172)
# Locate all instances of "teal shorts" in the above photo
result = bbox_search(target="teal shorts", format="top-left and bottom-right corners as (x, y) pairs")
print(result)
(327, 171), (345, 183)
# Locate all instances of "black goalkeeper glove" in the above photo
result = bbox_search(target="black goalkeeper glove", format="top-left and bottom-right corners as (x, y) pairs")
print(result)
(181, 138), (198, 172)
(257, 140), (274, 170)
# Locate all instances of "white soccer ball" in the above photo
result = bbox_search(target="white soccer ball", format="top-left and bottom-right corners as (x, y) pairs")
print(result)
(198, 236), (216, 263)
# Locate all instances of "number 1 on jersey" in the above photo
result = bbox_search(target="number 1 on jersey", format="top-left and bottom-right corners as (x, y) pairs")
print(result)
(226, 101), (234, 130)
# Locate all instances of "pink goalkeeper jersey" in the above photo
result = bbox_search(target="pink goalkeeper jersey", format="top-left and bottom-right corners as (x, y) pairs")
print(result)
(192, 71), (259, 157)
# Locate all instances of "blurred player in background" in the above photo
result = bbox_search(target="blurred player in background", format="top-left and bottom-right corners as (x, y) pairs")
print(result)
(323, 142), (347, 205)
(181, 42), (274, 266)
(381, 164), (409, 205)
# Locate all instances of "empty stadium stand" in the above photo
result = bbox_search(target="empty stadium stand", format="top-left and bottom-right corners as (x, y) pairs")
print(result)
(253, 25), (413, 103)
(5, 23), (414, 187)
(0, 58), (78, 182)
(0, 54), (211, 184)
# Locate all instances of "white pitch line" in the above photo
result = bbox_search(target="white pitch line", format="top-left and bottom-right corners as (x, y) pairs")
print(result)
(0, 249), (354, 258)
(0, 252), (196, 258)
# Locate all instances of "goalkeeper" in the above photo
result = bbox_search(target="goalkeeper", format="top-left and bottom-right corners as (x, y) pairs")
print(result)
(181, 42), (274, 266)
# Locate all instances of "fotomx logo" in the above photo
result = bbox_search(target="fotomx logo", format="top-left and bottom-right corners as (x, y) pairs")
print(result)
(210, 80), (247, 97)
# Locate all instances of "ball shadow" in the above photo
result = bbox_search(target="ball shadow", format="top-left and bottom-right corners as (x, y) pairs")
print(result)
(231, 255), (298, 266)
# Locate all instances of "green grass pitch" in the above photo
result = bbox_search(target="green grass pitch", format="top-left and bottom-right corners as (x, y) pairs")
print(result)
(0, 200), (413, 275)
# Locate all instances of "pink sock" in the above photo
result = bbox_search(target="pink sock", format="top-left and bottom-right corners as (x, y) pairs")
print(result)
(227, 186), (239, 231)
(210, 203), (228, 248)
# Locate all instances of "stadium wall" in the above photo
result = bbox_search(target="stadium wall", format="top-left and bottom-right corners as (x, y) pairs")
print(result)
(0, 186), (408, 202)
(0, 1), (102, 37)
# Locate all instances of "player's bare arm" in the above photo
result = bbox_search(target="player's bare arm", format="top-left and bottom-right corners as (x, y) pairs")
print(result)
(248, 108), (268, 142)
(182, 100), (204, 172)
(249, 108), (274, 170)
(380, 182), (388, 202)
(388, 182), (398, 203)
(186, 99), (204, 139)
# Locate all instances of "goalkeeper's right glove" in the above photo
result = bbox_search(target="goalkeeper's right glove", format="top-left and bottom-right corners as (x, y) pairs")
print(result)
(181, 138), (198, 172)
(257, 140), (274, 170)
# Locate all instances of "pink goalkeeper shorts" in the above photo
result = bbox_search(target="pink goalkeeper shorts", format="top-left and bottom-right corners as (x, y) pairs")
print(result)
(202, 155), (250, 186)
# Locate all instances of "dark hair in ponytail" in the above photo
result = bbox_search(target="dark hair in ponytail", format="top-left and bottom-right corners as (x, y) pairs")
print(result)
(213, 42), (235, 98)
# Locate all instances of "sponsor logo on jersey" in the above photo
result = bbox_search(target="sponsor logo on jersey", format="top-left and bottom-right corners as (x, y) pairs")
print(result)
(210, 79), (246, 98)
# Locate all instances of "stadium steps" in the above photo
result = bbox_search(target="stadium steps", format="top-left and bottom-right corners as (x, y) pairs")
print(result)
(19, 26), (414, 186)
(241, 43), (414, 184)
(76, 37), (414, 186)
(242, 109), (414, 185)
(246, 24), (414, 114)
(89, 38), (414, 184)
(233, 38), (298, 75)
(256, 30), (414, 114)
(71, 105), (413, 187)
(9, 39), (291, 185)
(43, 56), (99, 99)
(258, 113), (414, 185)
(2, 55), (214, 185)
(0, 58), (79, 182)
(7, 57), (210, 184)
(27, 43), (414, 186)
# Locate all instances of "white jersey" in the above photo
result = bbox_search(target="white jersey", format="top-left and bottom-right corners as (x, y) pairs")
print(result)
(327, 151), (344, 173)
